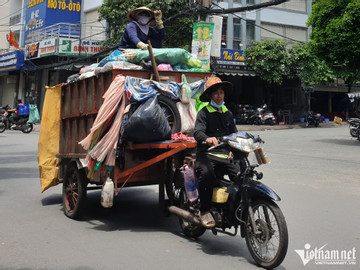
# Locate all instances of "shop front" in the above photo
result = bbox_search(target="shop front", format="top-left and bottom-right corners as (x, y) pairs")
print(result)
(0, 50), (25, 108)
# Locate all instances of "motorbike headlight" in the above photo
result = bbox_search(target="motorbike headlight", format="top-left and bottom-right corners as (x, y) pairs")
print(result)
(228, 138), (258, 153)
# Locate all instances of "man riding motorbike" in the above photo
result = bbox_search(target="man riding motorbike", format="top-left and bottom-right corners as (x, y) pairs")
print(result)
(194, 77), (242, 228)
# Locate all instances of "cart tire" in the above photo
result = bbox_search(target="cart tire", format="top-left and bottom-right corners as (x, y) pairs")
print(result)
(158, 95), (181, 133)
(62, 163), (88, 219)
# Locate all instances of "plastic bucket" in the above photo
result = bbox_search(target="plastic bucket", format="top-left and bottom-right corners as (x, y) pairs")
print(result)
(324, 118), (329, 124)
(300, 117), (304, 123)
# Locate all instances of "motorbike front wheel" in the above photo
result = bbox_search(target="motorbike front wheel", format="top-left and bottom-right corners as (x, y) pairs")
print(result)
(245, 200), (288, 269)
(178, 190), (206, 238)
(0, 121), (5, 133)
(350, 127), (358, 137)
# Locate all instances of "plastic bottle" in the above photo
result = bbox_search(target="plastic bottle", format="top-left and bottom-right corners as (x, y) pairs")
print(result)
(183, 164), (198, 202)
(101, 177), (114, 208)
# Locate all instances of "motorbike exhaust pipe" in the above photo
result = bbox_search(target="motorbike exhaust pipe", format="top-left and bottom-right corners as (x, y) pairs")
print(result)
(168, 206), (202, 226)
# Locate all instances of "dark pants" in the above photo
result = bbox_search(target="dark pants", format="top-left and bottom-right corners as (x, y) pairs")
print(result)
(195, 154), (240, 212)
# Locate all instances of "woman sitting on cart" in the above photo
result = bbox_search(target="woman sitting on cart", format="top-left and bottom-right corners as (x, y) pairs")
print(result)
(194, 77), (241, 228)
(119, 7), (165, 50)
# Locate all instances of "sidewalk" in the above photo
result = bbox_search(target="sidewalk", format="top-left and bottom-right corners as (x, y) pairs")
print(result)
(236, 121), (346, 131)
(32, 121), (346, 133)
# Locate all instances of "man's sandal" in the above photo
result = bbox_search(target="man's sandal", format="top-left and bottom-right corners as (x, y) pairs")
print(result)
(200, 212), (215, 228)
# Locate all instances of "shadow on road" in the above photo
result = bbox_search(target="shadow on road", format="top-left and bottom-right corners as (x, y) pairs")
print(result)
(315, 138), (360, 146)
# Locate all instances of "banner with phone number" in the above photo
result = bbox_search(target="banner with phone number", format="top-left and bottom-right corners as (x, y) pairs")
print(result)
(191, 22), (214, 71)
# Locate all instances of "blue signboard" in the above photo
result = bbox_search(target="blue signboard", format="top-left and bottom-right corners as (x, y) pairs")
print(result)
(24, 0), (81, 45)
(0, 51), (25, 72)
(216, 48), (249, 65)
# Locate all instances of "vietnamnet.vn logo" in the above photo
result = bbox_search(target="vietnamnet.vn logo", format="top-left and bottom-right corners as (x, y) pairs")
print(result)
(295, 243), (357, 266)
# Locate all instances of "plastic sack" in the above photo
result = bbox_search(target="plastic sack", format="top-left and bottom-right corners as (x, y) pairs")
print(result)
(180, 74), (191, 104)
(126, 48), (192, 66)
(176, 99), (197, 133)
(27, 104), (40, 124)
(98, 49), (126, 67)
(123, 96), (171, 143)
(157, 63), (173, 71)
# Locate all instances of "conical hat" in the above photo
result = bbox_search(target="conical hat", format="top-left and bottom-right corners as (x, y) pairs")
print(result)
(199, 77), (233, 102)
(127, 7), (156, 26)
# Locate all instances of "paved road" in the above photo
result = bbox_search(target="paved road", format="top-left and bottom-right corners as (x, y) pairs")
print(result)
(0, 125), (359, 270)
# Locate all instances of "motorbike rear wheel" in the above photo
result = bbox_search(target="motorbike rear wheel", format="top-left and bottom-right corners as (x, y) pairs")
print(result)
(178, 190), (206, 238)
(21, 123), (33, 133)
(245, 200), (288, 269)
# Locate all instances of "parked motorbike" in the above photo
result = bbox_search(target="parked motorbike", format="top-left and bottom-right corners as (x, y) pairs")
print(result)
(237, 105), (261, 125)
(257, 104), (276, 125)
(169, 131), (288, 269)
(0, 105), (33, 133)
(348, 118), (360, 137)
(306, 111), (320, 127)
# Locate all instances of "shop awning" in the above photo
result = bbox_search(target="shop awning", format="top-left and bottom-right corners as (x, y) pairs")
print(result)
(348, 92), (360, 98)
(215, 70), (256, 76)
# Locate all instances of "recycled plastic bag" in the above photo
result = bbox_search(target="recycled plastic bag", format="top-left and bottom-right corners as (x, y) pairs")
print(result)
(180, 74), (192, 104)
(126, 48), (193, 66)
(123, 96), (171, 143)
(176, 99), (197, 133)
(28, 104), (40, 124)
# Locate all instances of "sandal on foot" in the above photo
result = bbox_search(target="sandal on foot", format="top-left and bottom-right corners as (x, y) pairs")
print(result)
(200, 212), (215, 228)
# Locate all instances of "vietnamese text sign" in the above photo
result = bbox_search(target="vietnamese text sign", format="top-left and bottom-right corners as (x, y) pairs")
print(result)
(0, 51), (25, 72)
(24, 0), (81, 45)
(191, 22), (214, 70)
(58, 38), (104, 56)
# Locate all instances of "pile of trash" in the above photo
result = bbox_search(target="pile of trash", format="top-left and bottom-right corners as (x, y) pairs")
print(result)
(67, 48), (206, 84)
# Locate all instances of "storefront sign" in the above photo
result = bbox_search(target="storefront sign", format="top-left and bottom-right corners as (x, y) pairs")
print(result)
(58, 38), (104, 56)
(24, 0), (81, 45)
(191, 22), (214, 71)
(25, 42), (40, 59)
(0, 51), (25, 72)
(216, 48), (251, 65)
(39, 38), (57, 57)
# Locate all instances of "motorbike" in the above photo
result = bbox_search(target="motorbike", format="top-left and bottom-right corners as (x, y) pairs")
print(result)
(169, 131), (288, 269)
(237, 105), (261, 125)
(257, 104), (276, 125)
(0, 105), (33, 133)
(348, 118), (360, 137)
(306, 111), (320, 127)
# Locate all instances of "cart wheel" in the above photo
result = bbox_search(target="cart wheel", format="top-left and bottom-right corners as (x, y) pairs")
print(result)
(158, 95), (181, 133)
(62, 163), (88, 219)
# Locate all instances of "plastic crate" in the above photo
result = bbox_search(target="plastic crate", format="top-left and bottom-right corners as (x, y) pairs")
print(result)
(18, 104), (29, 116)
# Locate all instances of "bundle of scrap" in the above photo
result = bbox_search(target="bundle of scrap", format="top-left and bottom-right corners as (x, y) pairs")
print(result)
(79, 74), (129, 179)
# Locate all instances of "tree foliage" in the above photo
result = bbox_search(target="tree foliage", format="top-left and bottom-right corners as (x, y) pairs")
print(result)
(288, 43), (335, 88)
(244, 40), (290, 85)
(307, 0), (360, 86)
(98, 0), (196, 49)
(244, 40), (334, 88)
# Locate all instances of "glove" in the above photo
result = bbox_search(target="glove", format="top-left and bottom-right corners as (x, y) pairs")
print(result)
(154, 10), (164, 29)
(136, 41), (149, 50)
(123, 49), (136, 60)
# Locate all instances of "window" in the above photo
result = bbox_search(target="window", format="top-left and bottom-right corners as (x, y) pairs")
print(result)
(233, 18), (242, 50)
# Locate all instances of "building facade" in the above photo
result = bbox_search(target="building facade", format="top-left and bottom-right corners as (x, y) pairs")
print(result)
(0, 0), (106, 113)
(213, 0), (311, 122)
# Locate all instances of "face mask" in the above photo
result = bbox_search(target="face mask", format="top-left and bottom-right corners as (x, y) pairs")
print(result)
(137, 15), (151, 26)
(211, 100), (224, 109)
